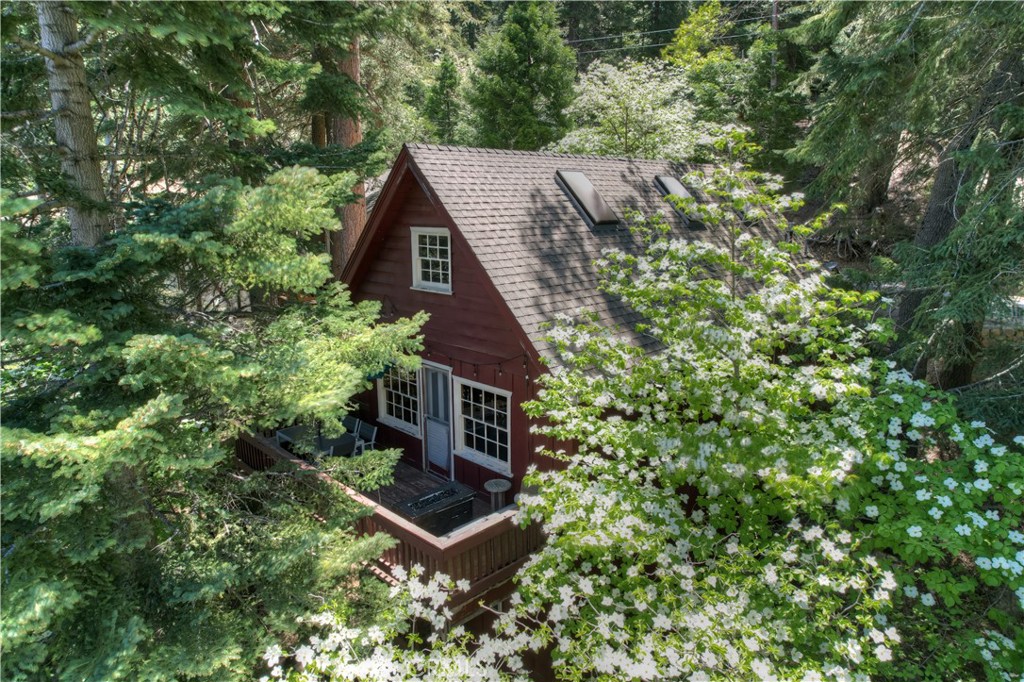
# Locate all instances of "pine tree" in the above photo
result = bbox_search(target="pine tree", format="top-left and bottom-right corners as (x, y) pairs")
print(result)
(1, 3), (430, 678)
(425, 54), (462, 143)
(557, 1), (688, 70)
(467, 1), (576, 150)
(662, 0), (810, 172)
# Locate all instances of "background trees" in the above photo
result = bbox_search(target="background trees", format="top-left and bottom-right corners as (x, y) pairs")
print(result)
(424, 54), (463, 143)
(791, 1), (1024, 426)
(547, 59), (700, 160)
(661, 0), (810, 172)
(466, 1), (576, 150)
(3, 1), (1022, 678)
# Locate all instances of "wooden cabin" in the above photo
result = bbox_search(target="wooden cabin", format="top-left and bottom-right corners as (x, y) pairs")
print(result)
(236, 144), (739, 622)
(342, 144), (719, 499)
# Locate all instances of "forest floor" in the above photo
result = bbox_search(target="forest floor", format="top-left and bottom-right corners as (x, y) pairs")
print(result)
(800, 154), (929, 270)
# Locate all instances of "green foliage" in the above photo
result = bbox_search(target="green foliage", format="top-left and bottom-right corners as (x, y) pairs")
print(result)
(791, 0), (1024, 414)
(735, 28), (810, 172)
(467, 1), (576, 150)
(424, 54), (463, 143)
(662, 0), (742, 122)
(0, 167), (426, 680)
(558, 0), (688, 70)
(791, 0), (1022, 200)
(1, 1), (442, 209)
(787, 2), (915, 209)
(661, 0), (735, 68)
(287, 0), (443, 153)
(548, 59), (700, 160)
(662, 1), (809, 171)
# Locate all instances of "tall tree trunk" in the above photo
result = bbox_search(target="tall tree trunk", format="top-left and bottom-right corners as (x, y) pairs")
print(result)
(36, 1), (108, 247)
(857, 137), (898, 214)
(312, 41), (365, 280)
(311, 112), (327, 148)
(895, 54), (1019, 386)
(329, 39), (365, 280)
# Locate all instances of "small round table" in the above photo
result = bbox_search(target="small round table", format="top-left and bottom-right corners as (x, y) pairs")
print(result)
(484, 478), (512, 511)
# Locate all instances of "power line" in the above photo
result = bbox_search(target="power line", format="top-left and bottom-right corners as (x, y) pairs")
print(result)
(566, 14), (773, 46)
(567, 27), (681, 45)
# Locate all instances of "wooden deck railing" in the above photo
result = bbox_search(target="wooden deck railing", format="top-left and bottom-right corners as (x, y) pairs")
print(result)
(235, 433), (543, 618)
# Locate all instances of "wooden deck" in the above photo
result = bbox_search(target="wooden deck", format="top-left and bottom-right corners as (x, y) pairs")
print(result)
(235, 433), (543, 623)
(362, 461), (492, 522)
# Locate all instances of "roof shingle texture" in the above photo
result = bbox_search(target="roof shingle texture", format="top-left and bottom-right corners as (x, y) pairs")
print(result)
(404, 144), (754, 363)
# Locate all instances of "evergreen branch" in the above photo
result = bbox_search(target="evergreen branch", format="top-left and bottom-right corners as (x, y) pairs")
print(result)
(949, 354), (1024, 395)
(9, 35), (73, 67)
(0, 109), (56, 121)
(894, 2), (926, 47)
(64, 29), (104, 55)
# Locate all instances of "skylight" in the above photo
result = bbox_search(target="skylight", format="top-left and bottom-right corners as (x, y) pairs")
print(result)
(655, 175), (705, 230)
(555, 170), (619, 227)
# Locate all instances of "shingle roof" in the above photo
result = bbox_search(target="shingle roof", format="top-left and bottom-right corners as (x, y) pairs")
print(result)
(403, 144), (767, 364)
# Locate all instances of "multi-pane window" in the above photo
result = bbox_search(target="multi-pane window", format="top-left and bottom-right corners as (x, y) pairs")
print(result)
(411, 227), (451, 293)
(456, 380), (510, 467)
(378, 367), (419, 434)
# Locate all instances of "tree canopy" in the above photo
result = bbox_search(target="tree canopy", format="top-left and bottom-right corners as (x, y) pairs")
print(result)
(1, 3), (429, 678)
(548, 59), (700, 160)
(424, 54), (463, 144)
(790, 0), (1024, 421)
(1, 165), (427, 680)
(467, 1), (576, 150)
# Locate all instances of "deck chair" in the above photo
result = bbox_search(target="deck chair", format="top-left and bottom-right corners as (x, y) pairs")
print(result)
(355, 421), (377, 454)
(342, 415), (361, 436)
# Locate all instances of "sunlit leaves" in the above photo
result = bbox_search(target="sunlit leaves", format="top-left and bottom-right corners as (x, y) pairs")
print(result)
(1, 165), (424, 680)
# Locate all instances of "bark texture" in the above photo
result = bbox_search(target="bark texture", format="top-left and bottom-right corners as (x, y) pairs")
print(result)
(36, 1), (108, 247)
(331, 40), (365, 279)
(858, 140), (897, 215)
(895, 54), (1021, 387)
(311, 112), (327, 148)
(311, 40), (366, 279)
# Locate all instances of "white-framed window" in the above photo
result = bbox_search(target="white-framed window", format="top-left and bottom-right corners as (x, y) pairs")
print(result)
(454, 377), (511, 475)
(377, 366), (420, 435)
(410, 227), (452, 293)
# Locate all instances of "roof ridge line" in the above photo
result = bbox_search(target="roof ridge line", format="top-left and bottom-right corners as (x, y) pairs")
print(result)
(403, 142), (692, 165)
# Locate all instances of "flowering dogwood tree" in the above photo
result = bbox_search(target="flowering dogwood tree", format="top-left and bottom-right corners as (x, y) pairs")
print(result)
(267, 166), (1024, 682)
(548, 59), (703, 161)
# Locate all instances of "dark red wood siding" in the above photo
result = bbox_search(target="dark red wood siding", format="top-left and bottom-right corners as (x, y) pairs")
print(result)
(349, 171), (559, 496)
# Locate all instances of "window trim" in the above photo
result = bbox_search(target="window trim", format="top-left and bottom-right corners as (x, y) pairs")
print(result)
(410, 226), (453, 294)
(377, 366), (422, 437)
(453, 376), (512, 476)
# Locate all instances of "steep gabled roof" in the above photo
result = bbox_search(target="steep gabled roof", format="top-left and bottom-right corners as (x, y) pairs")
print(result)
(348, 144), (774, 364)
